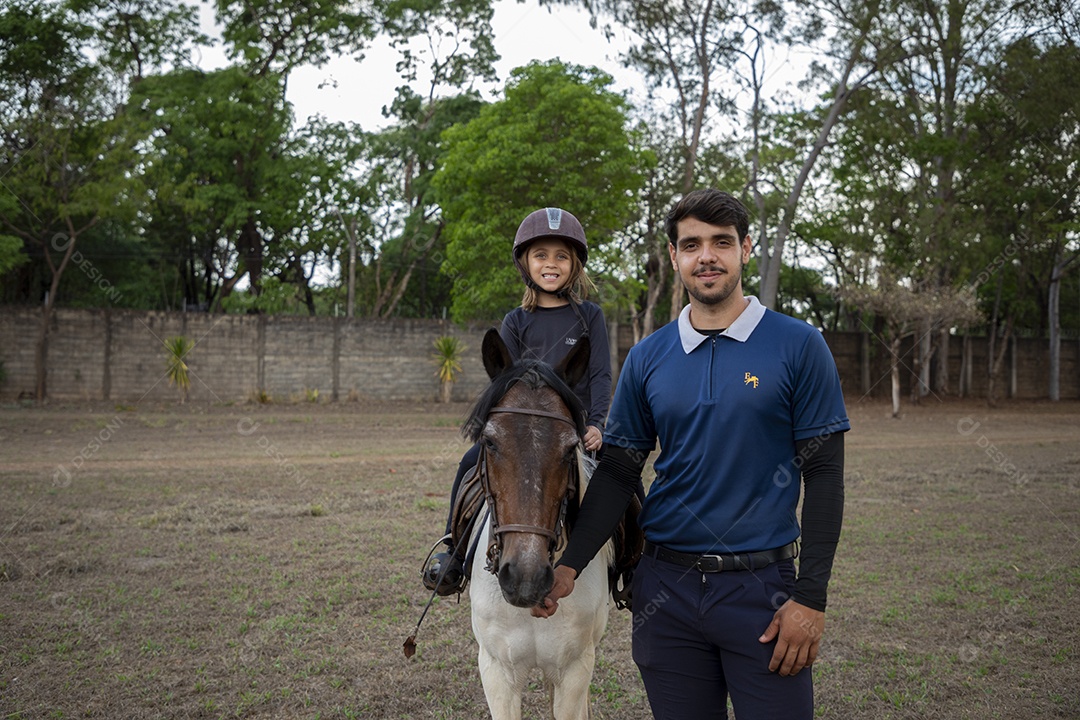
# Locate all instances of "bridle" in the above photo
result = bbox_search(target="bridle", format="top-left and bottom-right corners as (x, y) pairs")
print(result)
(480, 404), (580, 575)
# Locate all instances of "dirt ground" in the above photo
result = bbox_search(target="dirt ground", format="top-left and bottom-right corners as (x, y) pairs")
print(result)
(0, 396), (1078, 719)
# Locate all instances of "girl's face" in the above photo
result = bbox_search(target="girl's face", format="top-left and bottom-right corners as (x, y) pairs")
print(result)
(525, 239), (574, 293)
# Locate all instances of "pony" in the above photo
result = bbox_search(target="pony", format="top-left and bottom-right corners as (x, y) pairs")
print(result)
(463, 328), (615, 720)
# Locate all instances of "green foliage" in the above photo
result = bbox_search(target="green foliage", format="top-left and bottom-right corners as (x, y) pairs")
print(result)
(356, 91), (486, 319)
(0, 235), (27, 277)
(434, 60), (642, 322)
(212, 0), (377, 75)
(432, 335), (465, 403)
(431, 336), (464, 385)
(221, 277), (308, 315)
(164, 336), (194, 402)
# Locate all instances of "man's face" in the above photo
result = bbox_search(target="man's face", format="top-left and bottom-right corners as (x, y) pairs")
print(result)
(669, 217), (752, 306)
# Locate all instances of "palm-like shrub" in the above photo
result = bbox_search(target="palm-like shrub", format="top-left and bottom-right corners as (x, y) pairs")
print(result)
(432, 336), (465, 403)
(164, 336), (194, 403)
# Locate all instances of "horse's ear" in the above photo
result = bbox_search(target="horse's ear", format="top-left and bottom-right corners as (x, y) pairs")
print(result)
(482, 328), (513, 379)
(555, 334), (590, 389)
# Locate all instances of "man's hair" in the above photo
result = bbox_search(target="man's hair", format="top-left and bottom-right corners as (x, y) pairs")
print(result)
(665, 189), (750, 246)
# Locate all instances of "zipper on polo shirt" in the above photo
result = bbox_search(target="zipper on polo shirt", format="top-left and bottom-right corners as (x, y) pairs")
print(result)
(692, 329), (725, 401)
(709, 334), (718, 400)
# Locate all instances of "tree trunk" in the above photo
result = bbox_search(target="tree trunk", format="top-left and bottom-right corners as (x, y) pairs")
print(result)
(935, 328), (950, 395)
(959, 334), (972, 398)
(1049, 257), (1061, 401)
(34, 304), (51, 402)
(987, 315), (1014, 408)
(916, 323), (933, 401)
(758, 40), (868, 309)
(1045, 245), (1080, 401)
(35, 227), (81, 401)
(642, 246), (666, 338)
(890, 335), (902, 418)
(669, 276), (684, 323)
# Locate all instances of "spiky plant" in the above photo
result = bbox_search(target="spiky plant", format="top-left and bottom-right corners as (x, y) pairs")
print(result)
(432, 336), (465, 403)
(164, 336), (194, 403)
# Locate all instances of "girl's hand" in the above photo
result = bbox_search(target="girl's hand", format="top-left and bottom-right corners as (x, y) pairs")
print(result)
(583, 425), (603, 453)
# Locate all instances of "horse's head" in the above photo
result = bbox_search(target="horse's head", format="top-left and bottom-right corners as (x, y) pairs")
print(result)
(464, 328), (590, 608)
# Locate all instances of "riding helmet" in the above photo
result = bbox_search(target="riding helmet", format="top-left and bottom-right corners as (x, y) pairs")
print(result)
(512, 208), (588, 284)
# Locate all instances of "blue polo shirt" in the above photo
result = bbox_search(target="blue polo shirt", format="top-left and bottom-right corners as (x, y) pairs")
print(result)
(604, 297), (850, 554)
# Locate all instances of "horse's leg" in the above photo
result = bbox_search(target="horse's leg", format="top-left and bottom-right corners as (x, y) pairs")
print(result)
(549, 649), (595, 720)
(478, 646), (524, 720)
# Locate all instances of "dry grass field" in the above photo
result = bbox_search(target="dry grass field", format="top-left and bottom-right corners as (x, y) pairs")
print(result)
(1, 396), (1078, 719)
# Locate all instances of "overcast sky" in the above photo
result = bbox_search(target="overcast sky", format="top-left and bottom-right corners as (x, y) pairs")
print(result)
(295, 0), (647, 130)
(195, 0), (646, 131)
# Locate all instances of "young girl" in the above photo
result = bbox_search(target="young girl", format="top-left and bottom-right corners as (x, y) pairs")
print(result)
(422, 207), (612, 595)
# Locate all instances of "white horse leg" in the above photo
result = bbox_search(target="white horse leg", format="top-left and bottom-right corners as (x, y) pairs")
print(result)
(549, 650), (595, 720)
(478, 638), (524, 720)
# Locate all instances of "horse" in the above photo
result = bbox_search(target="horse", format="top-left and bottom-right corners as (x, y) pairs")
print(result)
(463, 328), (615, 720)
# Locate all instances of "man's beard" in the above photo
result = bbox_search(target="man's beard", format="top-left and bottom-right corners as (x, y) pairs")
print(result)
(684, 261), (743, 306)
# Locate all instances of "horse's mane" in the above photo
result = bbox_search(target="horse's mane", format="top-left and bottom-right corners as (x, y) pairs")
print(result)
(462, 359), (587, 442)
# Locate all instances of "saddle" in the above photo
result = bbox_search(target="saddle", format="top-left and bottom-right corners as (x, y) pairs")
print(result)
(449, 458), (644, 610)
(449, 461), (487, 581)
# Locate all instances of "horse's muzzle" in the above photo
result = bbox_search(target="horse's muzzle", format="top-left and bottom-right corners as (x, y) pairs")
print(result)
(497, 558), (554, 608)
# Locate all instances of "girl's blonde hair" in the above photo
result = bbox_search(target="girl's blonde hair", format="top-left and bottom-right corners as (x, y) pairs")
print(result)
(520, 247), (597, 311)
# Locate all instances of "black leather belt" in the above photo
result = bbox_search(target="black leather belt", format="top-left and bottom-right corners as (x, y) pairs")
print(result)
(643, 539), (797, 573)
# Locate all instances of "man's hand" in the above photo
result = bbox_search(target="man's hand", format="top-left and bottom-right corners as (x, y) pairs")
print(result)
(758, 599), (824, 676)
(531, 565), (577, 618)
(583, 426), (603, 453)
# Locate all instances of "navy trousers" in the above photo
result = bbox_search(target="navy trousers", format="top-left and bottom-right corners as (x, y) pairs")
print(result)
(630, 553), (813, 720)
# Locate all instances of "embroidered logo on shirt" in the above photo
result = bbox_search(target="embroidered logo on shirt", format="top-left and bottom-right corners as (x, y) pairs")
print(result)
(744, 372), (759, 388)
(565, 337), (577, 345)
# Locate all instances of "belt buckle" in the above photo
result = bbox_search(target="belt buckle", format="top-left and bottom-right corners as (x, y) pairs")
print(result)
(695, 554), (724, 573)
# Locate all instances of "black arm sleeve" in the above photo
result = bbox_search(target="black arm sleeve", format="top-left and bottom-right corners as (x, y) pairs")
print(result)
(557, 444), (647, 575)
(793, 432), (845, 612)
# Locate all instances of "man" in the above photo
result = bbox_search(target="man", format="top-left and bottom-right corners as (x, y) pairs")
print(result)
(532, 189), (849, 719)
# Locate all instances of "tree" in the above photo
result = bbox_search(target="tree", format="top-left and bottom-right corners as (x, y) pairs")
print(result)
(962, 37), (1080, 401)
(353, 98), (489, 319)
(212, 0), (378, 78)
(543, 0), (889, 313)
(748, 0), (888, 312)
(131, 67), (295, 308)
(839, 274), (982, 417)
(433, 60), (642, 323)
(0, 1), (152, 399)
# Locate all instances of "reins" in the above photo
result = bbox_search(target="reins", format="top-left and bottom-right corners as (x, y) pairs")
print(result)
(404, 386), (583, 659)
(480, 405), (579, 575)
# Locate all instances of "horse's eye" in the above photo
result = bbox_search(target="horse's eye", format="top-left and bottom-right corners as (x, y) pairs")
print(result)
(483, 437), (497, 453)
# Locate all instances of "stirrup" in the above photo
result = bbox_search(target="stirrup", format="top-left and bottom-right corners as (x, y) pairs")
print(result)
(420, 535), (467, 596)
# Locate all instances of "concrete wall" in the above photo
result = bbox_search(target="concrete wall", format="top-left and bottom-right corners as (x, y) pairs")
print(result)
(2, 307), (1077, 402)
(0, 308), (492, 403)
